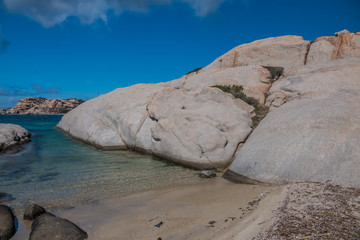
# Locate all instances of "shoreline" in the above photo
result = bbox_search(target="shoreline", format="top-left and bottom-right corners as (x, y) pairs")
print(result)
(10, 177), (360, 239)
(11, 177), (282, 240)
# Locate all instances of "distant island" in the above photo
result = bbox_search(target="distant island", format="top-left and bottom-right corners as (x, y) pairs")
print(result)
(0, 97), (85, 115)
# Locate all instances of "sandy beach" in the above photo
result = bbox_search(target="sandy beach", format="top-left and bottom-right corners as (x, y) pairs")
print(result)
(12, 177), (283, 240)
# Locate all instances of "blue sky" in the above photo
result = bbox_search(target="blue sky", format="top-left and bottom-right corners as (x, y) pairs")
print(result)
(0, 0), (359, 108)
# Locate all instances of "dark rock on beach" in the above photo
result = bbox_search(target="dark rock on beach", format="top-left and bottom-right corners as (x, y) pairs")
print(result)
(30, 213), (88, 240)
(0, 205), (16, 240)
(23, 203), (46, 221)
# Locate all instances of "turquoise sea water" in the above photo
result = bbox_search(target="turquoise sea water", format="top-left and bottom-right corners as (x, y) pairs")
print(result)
(0, 115), (205, 210)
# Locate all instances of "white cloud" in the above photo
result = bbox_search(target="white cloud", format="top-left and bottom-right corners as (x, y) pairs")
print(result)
(3, 0), (228, 27)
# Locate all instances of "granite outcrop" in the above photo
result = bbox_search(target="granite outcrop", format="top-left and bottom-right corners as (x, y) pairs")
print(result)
(58, 29), (360, 187)
(0, 97), (84, 115)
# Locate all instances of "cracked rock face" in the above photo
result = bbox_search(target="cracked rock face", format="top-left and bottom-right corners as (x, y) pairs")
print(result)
(307, 32), (360, 65)
(0, 124), (31, 153)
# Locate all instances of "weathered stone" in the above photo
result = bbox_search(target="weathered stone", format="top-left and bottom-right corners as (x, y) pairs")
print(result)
(172, 66), (271, 104)
(205, 36), (310, 73)
(147, 87), (252, 169)
(58, 85), (252, 169)
(30, 213), (88, 240)
(266, 58), (360, 109)
(24, 203), (46, 221)
(58, 84), (167, 151)
(0, 97), (84, 115)
(227, 95), (360, 187)
(307, 33), (360, 64)
(0, 123), (31, 153)
(228, 58), (360, 187)
(335, 29), (350, 36)
(0, 205), (16, 240)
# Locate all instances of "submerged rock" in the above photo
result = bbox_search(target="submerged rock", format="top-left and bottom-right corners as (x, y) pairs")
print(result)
(0, 123), (31, 153)
(0, 205), (16, 240)
(30, 213), (88, 240)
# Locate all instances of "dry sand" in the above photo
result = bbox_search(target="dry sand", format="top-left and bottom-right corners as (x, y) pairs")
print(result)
(12, 177), (283, 240)
(12, 178), (360, 239)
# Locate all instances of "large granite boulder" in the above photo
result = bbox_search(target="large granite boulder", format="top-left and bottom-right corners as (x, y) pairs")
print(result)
(0, 123), (31, 153)
(58, 32), (359, 173)
(0, 205), (16, 240)
(58, 84), (253, 169)
(147, 87), (252, 168)
(30, 213), (87, 240)
(227, 58), (360, 187)
(60, 35), (318, 169)
(205, 35), (310, 73)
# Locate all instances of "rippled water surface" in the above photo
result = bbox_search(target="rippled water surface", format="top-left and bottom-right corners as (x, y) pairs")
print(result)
(0, 115), (205, 210)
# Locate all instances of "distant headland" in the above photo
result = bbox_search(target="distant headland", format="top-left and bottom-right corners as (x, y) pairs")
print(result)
(0, 97), (85, 115)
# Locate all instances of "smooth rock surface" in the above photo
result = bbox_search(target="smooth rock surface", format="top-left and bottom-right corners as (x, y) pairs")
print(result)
(228, 57), (360, 187)
(227, 95), (360, 187)
(0, 97), (84, 115)
(30, 213), (87, 240)
(147, 87), (252, 169)
(266, 58), (360, 110)
(58, 85), (253, 169)
(173, 66), (271, 104)
(205, 36), (310, 73)
(24, 203), (46, 221)
(0, 123), (31, 153)
(0, 205), (16, 240)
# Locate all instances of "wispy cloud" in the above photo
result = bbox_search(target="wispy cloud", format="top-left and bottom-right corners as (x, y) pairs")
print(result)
(3, 0), (228, 27)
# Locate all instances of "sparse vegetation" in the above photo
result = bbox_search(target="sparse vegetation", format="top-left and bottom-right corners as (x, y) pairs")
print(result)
(262, 66), (284, 82)
(186, 67), (202, 75)
(212, 84), (269, 129)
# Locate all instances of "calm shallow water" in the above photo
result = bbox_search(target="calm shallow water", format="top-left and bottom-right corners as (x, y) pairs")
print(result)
(0, 115), (205, 210)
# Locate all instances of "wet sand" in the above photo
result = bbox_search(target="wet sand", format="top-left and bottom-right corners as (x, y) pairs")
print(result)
(12, 177), (283, 240)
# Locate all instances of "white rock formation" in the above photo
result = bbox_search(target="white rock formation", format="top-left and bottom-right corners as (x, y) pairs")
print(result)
(227, 35), (360, 187)
(59, 30), (360, 181)
(205, 35), (310, 73)
(0, 124), (31, 153)
(58, 84), (253, 169)
(266, 58), (360, 110)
